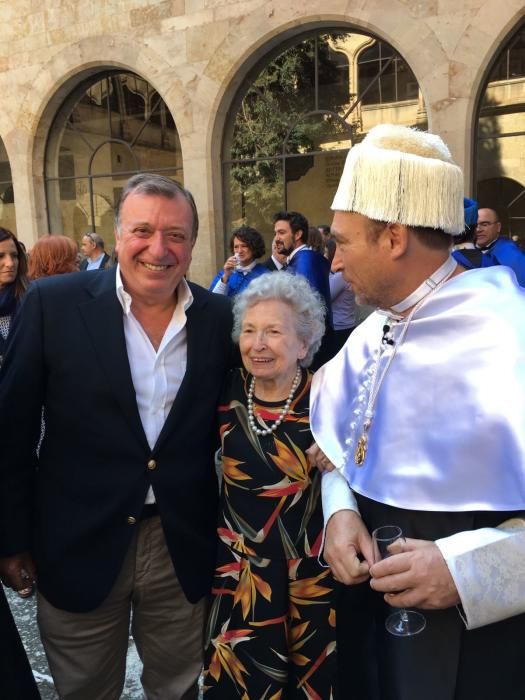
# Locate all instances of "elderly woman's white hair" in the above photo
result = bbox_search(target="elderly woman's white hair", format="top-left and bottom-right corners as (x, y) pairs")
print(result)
(232, 272), (326, 368)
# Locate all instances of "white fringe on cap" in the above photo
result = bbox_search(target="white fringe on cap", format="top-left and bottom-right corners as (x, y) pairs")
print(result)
(331, 124), (464, 235)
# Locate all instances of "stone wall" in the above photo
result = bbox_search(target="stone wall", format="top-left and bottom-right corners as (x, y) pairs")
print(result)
(0, 0), (523, 284)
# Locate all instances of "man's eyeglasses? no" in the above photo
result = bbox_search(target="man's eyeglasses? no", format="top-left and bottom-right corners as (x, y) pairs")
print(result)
(477, 221), (499, 228)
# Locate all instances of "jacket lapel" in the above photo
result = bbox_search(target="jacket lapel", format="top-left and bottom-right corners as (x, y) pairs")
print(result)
(77, 269), (149, 452)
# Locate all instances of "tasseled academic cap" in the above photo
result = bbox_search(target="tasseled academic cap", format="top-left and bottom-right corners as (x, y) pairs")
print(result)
(331, 124), (465, 235)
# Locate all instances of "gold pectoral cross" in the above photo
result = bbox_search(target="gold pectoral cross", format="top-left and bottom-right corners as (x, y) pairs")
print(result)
(354, 432), (368, 466)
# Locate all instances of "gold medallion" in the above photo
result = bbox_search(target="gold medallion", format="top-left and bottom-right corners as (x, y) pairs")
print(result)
(354, 433), (368, 466)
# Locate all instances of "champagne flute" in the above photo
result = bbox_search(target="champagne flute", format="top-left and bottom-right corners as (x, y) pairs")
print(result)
(372, 525), (426, 637)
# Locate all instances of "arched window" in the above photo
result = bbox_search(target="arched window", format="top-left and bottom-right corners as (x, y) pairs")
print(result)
(45, 71), (182, 248)
(222, 30), (424, 252)
(357, 42), (419, 105)
(0, 139), (15, 233)
(476, 23), (525, 245)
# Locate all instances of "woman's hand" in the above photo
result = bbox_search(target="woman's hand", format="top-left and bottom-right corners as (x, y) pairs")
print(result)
(221, 255), (237, 283)
(306, 443), (336, 473)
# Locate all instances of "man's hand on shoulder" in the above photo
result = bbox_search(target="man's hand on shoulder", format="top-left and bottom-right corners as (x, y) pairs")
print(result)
(324, 510), (373, 585)
(0, 552), (36, 598)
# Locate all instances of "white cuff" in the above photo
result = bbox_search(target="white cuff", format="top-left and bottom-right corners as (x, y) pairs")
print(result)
(321, 470), (359, 527)
(211, 279), (228, 294)
(436, 519), (525, 629)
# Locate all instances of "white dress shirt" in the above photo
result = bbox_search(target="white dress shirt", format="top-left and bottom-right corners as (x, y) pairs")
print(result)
(286, 243), (308, 264)
(270, 255), (284, 271)
(86, 252), (106, 270)
(116, 266), (193, 503)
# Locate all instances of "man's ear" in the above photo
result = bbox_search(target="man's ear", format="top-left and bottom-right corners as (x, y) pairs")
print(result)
(384, 223), (409, 260)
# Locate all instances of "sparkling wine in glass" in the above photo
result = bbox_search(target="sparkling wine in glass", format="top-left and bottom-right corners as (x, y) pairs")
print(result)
(372, 525), (426, 637)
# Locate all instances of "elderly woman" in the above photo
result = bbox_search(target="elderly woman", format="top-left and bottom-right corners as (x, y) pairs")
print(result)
(0, 228), (28, 370)
(210, 225), (269, 297)
(204, 272), (337, 698)
(28, 234), (79, 280)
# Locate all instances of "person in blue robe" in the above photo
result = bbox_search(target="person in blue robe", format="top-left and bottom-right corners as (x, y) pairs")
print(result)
(209, 226), (269, 297)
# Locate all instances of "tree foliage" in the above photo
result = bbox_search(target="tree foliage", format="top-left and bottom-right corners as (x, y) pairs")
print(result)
(229, 34), (350, 194)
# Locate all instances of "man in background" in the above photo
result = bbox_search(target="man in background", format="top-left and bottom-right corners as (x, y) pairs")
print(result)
(475, 207), (525, 284)
(80, 231), (111, 270)
(264, 238), (287, 271)
(273, 210), (332, 366)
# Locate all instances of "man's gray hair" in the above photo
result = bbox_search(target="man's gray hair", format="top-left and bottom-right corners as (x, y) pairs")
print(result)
(115, 173), (199, 241)
(84, 232), (105, 249)
(232, 272), (326, 368)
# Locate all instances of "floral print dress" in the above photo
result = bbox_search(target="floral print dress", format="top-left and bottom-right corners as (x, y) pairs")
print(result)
(204, 368), (337, 699)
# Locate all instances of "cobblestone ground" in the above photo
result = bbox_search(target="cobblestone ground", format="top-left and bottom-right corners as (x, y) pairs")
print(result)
(7, 588), (145, 699)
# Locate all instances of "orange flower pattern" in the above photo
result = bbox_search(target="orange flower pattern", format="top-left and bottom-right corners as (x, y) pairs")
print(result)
(204, 369), (337, 698)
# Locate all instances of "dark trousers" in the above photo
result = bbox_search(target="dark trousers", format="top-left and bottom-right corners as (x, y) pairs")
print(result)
(336, 495), (525, 700)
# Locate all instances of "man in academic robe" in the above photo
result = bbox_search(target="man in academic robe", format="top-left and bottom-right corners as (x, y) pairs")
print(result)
(308, 124), (525, 700)
(474, 207), (525, 285)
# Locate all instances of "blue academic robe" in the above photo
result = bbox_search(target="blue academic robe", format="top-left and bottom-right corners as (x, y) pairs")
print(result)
(453, 239), (525, 287)
(209, 263), (268, 297)
(287, 248), (332, 327)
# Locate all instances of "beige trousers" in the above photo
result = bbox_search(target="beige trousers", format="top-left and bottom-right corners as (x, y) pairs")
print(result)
(37, 516), (207, 700)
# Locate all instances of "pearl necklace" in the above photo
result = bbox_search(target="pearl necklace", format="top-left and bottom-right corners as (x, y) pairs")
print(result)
(344, 257), (458, 467)
(247, 366), (302, 436)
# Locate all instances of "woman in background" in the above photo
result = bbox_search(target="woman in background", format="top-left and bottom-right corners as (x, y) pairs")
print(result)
(210, 225), (268, 297)
(308, 225), (325, 254)
(0, 227), (28, 370)
(28, 234), (79, 280)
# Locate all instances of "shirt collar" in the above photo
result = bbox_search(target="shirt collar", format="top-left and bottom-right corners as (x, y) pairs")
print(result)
(115, 264), (193, 317)
(237, 260), (257, 273)
(477, 238), (498, 252)
(287, 243), (308, 263)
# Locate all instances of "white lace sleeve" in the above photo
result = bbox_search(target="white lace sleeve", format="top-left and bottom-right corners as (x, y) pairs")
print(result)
(436, 518), (525, 630)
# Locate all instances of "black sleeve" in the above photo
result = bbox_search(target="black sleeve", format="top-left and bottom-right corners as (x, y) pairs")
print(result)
(0, 284), (46, 556)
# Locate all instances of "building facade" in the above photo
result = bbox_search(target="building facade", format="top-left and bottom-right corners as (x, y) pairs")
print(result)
(0, 0), (523, 285)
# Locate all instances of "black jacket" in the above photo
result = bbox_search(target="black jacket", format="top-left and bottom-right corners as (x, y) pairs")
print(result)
(79, 252), (111, 270)
(0, 268), (236, 612)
